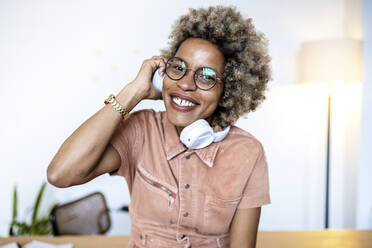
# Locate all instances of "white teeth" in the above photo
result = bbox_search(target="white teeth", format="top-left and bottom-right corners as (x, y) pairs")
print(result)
(172, 97), (196, 107)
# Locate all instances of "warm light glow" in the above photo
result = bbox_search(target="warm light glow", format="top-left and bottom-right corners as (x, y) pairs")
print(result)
(298, 39), (363, 84)
(327, 80), (362, 100)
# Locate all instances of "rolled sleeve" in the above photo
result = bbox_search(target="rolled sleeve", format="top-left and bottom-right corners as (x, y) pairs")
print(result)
(237, 145), (271, 209)
(109, 112), (141, 192)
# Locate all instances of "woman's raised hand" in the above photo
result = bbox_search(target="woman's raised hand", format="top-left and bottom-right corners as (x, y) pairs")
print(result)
(131, 55), (168, 100)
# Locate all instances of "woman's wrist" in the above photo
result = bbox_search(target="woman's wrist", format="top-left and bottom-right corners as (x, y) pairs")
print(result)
(115, 82), (145, 113)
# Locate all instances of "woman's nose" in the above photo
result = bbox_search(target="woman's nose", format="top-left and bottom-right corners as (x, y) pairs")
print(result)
(176, 71), (197, 91)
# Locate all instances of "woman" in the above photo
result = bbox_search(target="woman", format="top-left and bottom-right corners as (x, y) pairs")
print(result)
(47, 6), (271, 248)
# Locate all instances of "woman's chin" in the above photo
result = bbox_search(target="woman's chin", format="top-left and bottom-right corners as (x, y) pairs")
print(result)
(169, 118), (192, 128)
(166, 114), (195, 129)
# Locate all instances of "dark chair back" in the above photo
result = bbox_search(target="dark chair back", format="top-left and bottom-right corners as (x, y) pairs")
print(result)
(50, 192), (111, 235)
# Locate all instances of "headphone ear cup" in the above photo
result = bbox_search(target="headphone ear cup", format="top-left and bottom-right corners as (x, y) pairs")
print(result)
(180, 119), (231, 150)
(152, 69), (164, 92)
(213, 126), (231, 142)
(180, 120), (214, 149)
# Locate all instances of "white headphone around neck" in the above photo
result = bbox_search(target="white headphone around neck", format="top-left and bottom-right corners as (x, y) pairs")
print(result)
(152, 69), (230, 149)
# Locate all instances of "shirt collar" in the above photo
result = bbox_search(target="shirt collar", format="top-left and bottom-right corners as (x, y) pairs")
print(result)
(163, 112), (221, 168)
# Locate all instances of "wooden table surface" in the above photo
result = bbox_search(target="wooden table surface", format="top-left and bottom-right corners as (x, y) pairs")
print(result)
(0, 230), (371, 248)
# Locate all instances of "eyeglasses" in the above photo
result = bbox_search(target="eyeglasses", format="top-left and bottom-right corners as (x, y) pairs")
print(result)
(165, 57), (223, 90)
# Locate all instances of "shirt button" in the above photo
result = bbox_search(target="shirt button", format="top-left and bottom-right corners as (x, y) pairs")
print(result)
(185, 155), (191, 159)
(183, 212), (189, 217)
(184, 184), (190, 189)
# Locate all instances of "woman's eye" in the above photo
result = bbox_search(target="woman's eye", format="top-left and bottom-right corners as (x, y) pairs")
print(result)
(198, 75), (214, 85)
(172, 65), (183, 71)
(201, 73), (216, 81)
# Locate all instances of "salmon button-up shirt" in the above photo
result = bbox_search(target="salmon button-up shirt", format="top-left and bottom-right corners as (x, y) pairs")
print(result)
(109, 110), (270, 248)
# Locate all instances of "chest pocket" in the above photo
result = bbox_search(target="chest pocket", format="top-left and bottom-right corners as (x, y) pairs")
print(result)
(130, 165), (178, 224)
(203, 195), (242, 234)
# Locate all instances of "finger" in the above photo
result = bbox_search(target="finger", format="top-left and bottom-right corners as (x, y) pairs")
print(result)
(159, 55), (168, 61)
(142, 59), (156, 75)
(151, 57), (166, 75)
(157, 56), (168, 74)
(151, 55), (164, 62)
(149, 60), (159, 73)
(151, 55), (167, 64)
(158, 56), (168, 65)
(158, 62), (166, 76)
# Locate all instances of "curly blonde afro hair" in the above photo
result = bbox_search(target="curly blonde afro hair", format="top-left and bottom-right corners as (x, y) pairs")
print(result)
(160, 6), (272, 127)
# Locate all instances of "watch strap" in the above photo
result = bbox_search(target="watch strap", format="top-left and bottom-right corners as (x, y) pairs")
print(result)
(104, 94), (128, 119)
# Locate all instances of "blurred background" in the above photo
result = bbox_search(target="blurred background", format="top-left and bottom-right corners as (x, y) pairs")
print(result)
(0, 0), (371, 236)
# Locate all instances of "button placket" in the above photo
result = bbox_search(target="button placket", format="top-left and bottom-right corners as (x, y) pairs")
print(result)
(178, 153), (193, 225)
(139, 233), (147, 246)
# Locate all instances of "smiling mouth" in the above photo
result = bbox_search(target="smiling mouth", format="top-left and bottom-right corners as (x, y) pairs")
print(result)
(172, 97), (197, 107)
(169, 94), (199, 112)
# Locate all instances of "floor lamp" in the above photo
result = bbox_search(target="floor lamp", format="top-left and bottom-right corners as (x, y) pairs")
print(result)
(298, 38), (363, 229)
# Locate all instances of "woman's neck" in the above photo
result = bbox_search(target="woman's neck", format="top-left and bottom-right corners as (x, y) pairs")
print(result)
(176, 126), (184, 136)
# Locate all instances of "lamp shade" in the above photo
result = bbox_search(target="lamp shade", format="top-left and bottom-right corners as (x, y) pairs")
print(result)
(298, 39), (363, 83)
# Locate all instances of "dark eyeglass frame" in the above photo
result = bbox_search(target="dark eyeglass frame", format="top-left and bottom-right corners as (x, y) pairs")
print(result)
(165, 56), (223, 91)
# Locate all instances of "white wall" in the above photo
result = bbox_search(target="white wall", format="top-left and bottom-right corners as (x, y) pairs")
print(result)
(357, 0), (372, 229)
(0, 0), (367, 236)
(236, 83), (329, 230)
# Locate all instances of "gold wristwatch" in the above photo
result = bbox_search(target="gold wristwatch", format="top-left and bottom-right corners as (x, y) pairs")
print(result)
(104, 94), (128, 119)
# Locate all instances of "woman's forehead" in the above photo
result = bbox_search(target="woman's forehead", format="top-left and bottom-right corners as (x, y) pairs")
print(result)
(175, 38), (225, 72)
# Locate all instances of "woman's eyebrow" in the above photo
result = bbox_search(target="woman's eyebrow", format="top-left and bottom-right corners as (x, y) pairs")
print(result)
(177, 56), (220, 73)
